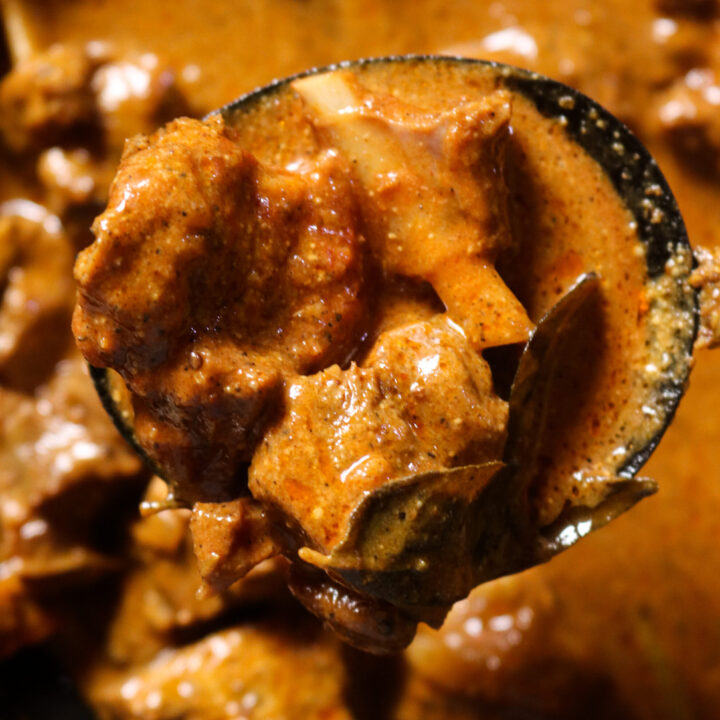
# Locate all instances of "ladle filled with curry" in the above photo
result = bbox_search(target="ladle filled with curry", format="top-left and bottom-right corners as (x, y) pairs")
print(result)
(71, 57), (699, 653)
(3, 1), (720, 717)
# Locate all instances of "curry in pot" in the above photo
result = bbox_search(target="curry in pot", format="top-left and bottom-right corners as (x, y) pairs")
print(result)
(1, 1), (720, 719)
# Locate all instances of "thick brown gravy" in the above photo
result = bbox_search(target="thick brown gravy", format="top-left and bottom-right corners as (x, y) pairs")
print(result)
(72, 54), (693, 653)
(1, 1), (719, 718)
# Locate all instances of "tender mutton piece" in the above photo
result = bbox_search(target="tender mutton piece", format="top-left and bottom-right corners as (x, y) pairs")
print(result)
(292, 70), (534, 350)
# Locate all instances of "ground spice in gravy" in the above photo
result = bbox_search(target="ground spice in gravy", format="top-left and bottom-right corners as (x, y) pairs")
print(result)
(1, 1), (719, 718)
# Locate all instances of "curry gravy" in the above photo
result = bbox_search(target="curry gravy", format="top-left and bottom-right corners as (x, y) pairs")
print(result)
(1, 1), (719, 718)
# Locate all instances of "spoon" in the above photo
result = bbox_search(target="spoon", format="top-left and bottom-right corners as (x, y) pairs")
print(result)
(86, 56), (697, 640)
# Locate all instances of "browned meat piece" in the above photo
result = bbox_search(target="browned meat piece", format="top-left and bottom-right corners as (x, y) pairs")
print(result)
(407, 574), (559, 702)
(37, 147), (116, 216)
(0, 44), (96, 153)
(74, 116), (367, 500)
(250, 317), (506, 555)
(82, 619), (352, 720)
(651, 68), (720, 179)
(0, 197), (145, 658)
(98, 478), (286, 666)
(0, 42), (187, 156)
(243, 317), (506, 649)
(189, 497), (285, 593)
(292, 72), (534, 350)
(403, 572), (634, 718)
(0, 356), (143, 542)
(0, 206), (75, 391)
(364, 318), (509, 465)
(0, 357), (142, 655)
(0, 355), (145, 657)
(0, 41), (189, 248)
(90, 50), (188, 153)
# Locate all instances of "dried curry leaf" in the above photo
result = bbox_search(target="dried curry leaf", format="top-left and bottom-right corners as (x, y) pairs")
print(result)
(299, 462), (504, 608)
(504, 272), (601, 470)
(494, 274), (661, 561)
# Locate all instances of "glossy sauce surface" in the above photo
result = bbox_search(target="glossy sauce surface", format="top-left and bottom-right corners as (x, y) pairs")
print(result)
(1, 1), (719, 718)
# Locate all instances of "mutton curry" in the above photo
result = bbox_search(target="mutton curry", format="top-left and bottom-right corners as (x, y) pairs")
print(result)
(72, 55), (695, 653)
(1, 1), (720, 719)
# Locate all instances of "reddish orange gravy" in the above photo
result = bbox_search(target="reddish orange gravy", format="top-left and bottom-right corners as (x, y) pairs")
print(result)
(1, 1), (719, 718)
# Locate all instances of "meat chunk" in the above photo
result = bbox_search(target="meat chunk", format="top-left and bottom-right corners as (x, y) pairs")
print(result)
(406, 574), (560, 702)
(90, 50), (187, 153)
(292, 72), (534, 349)
(404, 572), (634, 717)
(0, 205), (75, 390)
(189, 496), (284, 593)
(0, 44), (96, 153)
(250, 317), (507, 555)
(0, 43), (187, 156)
(82, 619), (352, 720)
(1, 355), (143, 518)
(37, 147), (116, 216)
(364, 318), (509, 465)
(0, 41), (190, 246)
(244, 318), (507, 648)
(652, 68), (720, 179)
(0, 356), (145, 582)
(0, 195), (146, 660)
(0, 353), (146, 656)
(74, 116), (367, 499)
